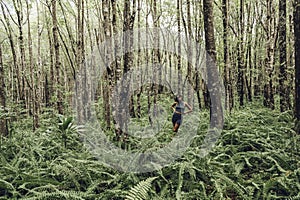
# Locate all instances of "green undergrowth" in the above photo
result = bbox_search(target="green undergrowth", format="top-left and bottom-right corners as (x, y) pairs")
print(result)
(0, 101), (299, 199)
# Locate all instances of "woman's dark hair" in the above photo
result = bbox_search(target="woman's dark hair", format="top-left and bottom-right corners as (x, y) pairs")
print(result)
(174, 95), (182, 103)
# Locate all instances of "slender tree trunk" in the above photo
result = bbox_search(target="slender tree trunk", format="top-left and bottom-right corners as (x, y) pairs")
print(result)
(245, 2), (253, 103)
(186, 0), (193, 105)
(152, 0), (159, 117)
(237, 0), (245, 107)
(52, 0), (63, 114)
(194, 1), (202, 109)
(117, 0), (136, 137)
(294, 0), (300, 133)
(0, 45), (8, 136)
(279, 0), (289, 112)
(177, 0), (182, 95)
(36, 0), (42, 129)
(1, 4), (19, 103)
(112, 0), (121, 83)
(136, 0), (142, 118)
(13, 0), (26, 108)
(45, 6), (54, 107)
(203, 0), (223, 129)
(26, 1), (38, 130)
(263, 0), (275, 110)
(75, 0), (87, 124)
(102, 0), (112, 129)
(222, 0), (233, 111)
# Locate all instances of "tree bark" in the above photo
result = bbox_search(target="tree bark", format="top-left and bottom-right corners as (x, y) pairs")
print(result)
(263, 0), (276, 110)
(279, 0), (289, 112)
(0, 4), (19, 103)
(136, 0), (142, 118)
(52, 0), (63, 114)
(203, 0), (223, 129)
(13, 0), (26, 108)
(102, 0), (112, 129)
(294, 0), (300, 133)
(45, 4), (54, 107)
(237, 0), (245, 107)
(177, 0), (182, 95)
(26, 1), (39, 130)
(152, 0), (159, 117)
(222, 0), (233, 111)
(0, 45), (8, 136)
(186, 0), (193, 105)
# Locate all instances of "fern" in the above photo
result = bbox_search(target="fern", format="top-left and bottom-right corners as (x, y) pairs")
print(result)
(214, 173), (250, 200)
(21, 190), (87, 200)
(125, 177), (157, 200)
(175, 162), (187, 200)
(0, 178), (15, 192)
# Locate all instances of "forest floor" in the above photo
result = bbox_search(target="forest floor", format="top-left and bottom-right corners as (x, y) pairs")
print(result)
(0, 100), (299, 199)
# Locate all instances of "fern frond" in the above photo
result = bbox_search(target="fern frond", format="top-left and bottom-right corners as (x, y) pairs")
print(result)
(0, 178), (15, 191)
(125, 177), (157, 200)
(21, 190), (87, 200)
(214, 173), (250, 200)
(175, 162), (186, 200)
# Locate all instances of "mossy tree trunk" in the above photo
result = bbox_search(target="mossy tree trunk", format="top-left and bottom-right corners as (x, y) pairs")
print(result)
(294, 0), (300, 133)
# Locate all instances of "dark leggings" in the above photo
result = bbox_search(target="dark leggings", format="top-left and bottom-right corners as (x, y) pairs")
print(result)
(172, 113), (182, 126)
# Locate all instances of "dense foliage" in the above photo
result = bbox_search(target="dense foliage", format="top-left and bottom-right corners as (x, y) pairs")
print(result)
(0, 100), (299, 200)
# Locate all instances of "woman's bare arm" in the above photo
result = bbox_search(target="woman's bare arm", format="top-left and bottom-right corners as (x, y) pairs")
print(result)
(171, 102), (177, 112)
(184, 102), (193, 114)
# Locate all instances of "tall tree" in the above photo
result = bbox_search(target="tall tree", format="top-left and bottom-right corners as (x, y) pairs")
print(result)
(186, 0), (193, 104)
(13, 0), (26, 107)
(237, 0), (245, 106)
(26, 0), (38, 130)
(222, 0), (234, 111)
(263, 0), (276, 110)
(295, 0), (300, 133)
(0, 3), (19, 103)
(0, 44), (8, 136)
(279, 0), (290, 112)
(152, 0), (159, 117)
(112, 0), (121, 83)
(52, 0), (63, 114)
(203, 0), (223, 129)
(177, 0), (182, 95)
(102, 0), (112, 128)
(115, 0), (136, 137)
(45, 3), (54, 108)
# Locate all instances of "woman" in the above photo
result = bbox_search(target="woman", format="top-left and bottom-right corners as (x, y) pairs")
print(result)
(171, 95), (193, 132)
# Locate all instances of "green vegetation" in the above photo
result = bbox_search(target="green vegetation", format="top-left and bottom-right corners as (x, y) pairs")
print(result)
(0, 100), (299, 199)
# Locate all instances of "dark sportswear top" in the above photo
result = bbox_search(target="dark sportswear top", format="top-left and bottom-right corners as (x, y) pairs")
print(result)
(175, 101), (185, 114)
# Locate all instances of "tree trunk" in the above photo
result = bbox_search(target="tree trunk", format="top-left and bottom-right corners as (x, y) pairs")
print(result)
(136, 0), (142, 118)
(0, 45), (8, 136)
(52, 0), (63, 114)
(237, 0), (245, 107)
(294, 0), (300, 133)
(177, 0), (182, 95)
(45, 5), (54, 107)
(26, 1), (38, 130)
(279, 0), (289, 112)
(263, 0), (275, 110)
(102, 0), (112, 129)
(13, 0), (26, 108)
(203, 0), (223, 129)
(116, 0), (136, 137)
(1, 4), (19, 104)
(112, 0), (121, 83)
(245, 2), (253, 103)
(186, 0), (193, 105)
(222, 0), (233, 111)
(152, 0), (159, 117)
